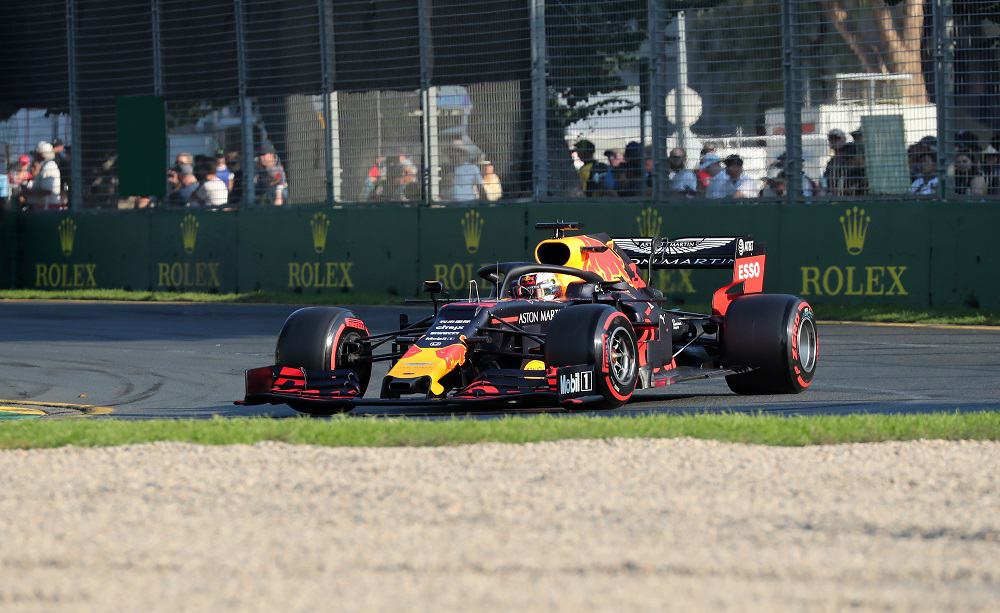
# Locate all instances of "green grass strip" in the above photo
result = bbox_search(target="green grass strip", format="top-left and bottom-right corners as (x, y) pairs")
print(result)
(0, 412), (997, 449)
(0, 289), (401, 305)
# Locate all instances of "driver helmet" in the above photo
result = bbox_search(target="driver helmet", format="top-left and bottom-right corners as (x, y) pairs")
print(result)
(514, 272), (562, 301)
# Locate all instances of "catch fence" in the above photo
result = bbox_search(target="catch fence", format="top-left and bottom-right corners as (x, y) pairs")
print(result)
(3, 0), (998, 209)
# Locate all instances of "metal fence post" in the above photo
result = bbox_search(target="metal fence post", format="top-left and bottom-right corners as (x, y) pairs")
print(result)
(648, 0), (667, 202)
(780, 0), (803, 203)
(318, 0), (335, 206)
(234, 0), (254, 207)
(933, 0), (954, 198)
(66, 0), (83, 210)
(151, 0), (163, 98)
(530, 0), (548, 201)
(418, 0), (437, 204)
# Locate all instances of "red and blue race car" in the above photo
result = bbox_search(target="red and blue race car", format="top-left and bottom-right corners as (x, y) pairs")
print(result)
(239, 222), (818, 414)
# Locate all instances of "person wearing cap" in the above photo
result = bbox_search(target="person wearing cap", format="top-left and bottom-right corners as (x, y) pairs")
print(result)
(706, 154), (758, 199)
(8, 154), (33, 209)
(667, 148), (697, 197)
(850, 128), (863, 145)
(823, 129), (851, 195)
(23, 141), (62, 210)
(697, 152), (722, 195)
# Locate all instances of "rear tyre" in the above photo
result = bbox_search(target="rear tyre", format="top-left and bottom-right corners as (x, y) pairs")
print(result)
(275, 307), (372, 396)
(722, 295), (818, 394)
(546, 304), (638, 409)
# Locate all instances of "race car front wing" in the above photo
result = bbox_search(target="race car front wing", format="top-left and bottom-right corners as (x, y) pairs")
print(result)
(237, 365), (605, 411)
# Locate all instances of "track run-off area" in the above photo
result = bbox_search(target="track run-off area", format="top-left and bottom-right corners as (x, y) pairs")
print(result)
(0, 301), (997, 418)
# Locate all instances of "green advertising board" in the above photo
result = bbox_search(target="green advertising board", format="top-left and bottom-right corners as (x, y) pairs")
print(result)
(7, 201), (999, 309)
(149, 210), (239, 293)
(238, 205), (421, 297)
(19, 212), (151, 291)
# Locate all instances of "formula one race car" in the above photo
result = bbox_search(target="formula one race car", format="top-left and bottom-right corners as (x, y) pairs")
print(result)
(239, 222), (818, 414)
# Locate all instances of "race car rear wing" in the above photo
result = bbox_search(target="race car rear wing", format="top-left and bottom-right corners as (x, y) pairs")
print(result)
(611, 236), (764, 269)
(613, 235), (766, 317)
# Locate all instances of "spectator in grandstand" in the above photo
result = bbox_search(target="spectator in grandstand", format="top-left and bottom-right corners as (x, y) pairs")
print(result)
(843, 143), (869, 196)
(982, 146), (999, 195)
(610, 141), (642, 198)
(667, 147), (697, 197)
(388, 153), (420, 202)
(573, 139), (609, 197)
(952, 151), (988, 197)
(697, 152), (722, 197)
(452, 155), (484, 201)
(955, 130), (980, 154)
(707, 154), (758, 199)
(362, 156), (386, 201)
(823, 129), (849, 195)
(191, 156), (229, 208)
(909, 151), (939, 196)
(254, 145), (288, 205)
(214, 149), (233, 192)
(8, 154), (32, 209)
(908, 142), (932, 182)
(482, 162), (502, 202)
(23, 141), (62, 210)
(226, 152), (243, 205)
(166, 163), (199, 206)
(696, 143), (718, 191)
(850, 128), (863, 145)
(174, 152), (193, 170)
(166, 167), (180, 198)
(52, 138), (69, 203)
(602, 149), (623, 195)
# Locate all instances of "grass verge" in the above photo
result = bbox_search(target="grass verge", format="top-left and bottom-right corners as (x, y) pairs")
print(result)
(0, 412), (997, 449)
(0, 289), (402, 305)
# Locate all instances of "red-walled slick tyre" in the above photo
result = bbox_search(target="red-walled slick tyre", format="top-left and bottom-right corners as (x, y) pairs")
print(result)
(275, 307), (372, 396)
(546, 304), (639, 409)
(722, 295), (818, 394)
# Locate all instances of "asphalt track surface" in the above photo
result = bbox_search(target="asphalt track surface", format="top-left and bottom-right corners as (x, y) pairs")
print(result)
(0, 302), (997, 419)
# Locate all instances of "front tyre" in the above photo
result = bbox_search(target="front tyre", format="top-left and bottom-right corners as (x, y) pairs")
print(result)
(275, 307), (372, 396)
(722, 295), (818, 394)
(546, 305), (639, 409)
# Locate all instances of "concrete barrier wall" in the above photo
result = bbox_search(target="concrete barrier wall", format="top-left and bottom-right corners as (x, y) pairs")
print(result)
(4, 202), (997, 308)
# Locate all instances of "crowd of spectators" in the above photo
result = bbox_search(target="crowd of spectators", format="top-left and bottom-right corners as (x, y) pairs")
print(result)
(572, 128), (1000, 201)
(2, 140), (69, 211)
(147, 144), (287, 210)
(360, 153), (503, 203)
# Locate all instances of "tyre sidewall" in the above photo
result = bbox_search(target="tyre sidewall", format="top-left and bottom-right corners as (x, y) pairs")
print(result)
(596, 312), (639, 403)
(723, 295), (818, 394)
(786, 300), (818, 390)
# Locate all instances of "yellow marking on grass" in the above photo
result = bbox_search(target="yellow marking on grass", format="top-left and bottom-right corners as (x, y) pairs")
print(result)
(0, 406), (46, 415)
(0, 399), (113, 416)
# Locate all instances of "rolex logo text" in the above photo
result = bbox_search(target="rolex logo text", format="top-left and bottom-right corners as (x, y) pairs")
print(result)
(800, 208), (907, 297)
(156, 214), (222, 289)
(34, 218), (98, 289)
